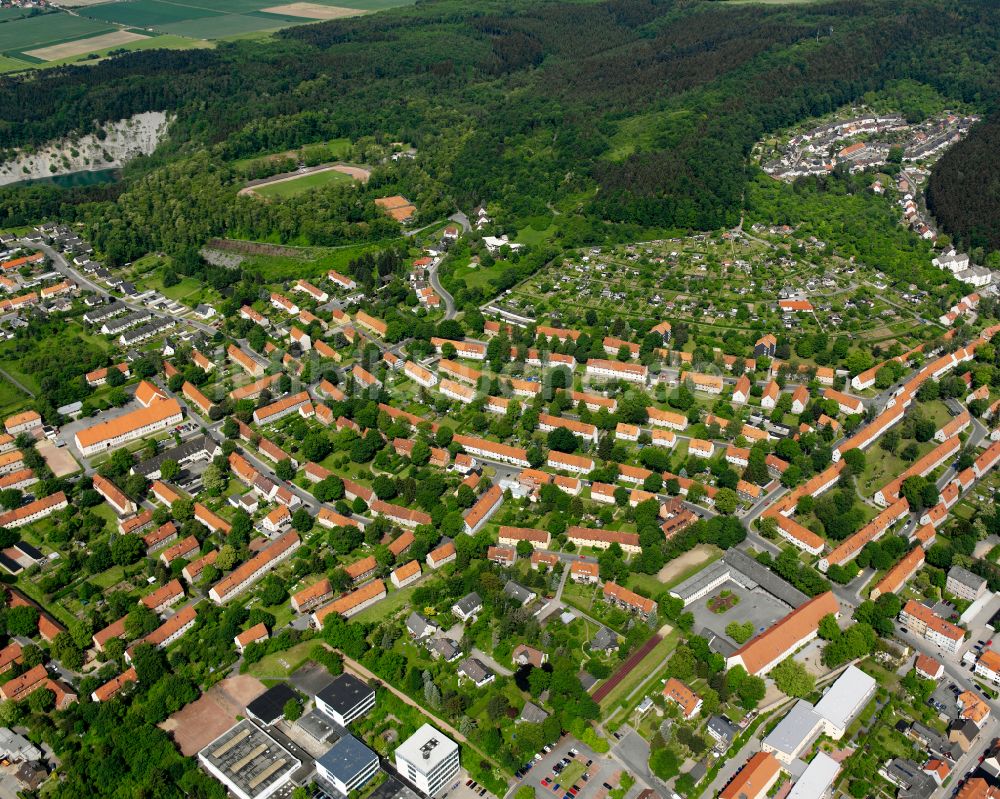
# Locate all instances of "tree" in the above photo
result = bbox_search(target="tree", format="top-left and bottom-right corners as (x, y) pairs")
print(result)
(725, 621), (754, 644)
(5, 606), (38, 637)
(275, 459), (295, 481)
(159, 459), (180, 482)
(111, 534), (145, 566)
(516, 539), (533, 558)
(714, 487), (738, 515)
(771, 657), (815, 698)
(283, 696), (303, 721)
(215, 544), (237, 571)
(547, 426), (578, 453)
(27, 687), (54, 715)
(125, 605), (160, 640)
(292, 508), (313, 531)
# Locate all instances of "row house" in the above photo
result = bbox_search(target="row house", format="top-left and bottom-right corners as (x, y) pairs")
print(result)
(313, 581), (386, 625)
(208, 532), (300, 603)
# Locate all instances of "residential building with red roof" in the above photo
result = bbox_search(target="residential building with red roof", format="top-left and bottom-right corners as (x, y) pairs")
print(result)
(726, 591), (839, 675)
(208, 532), (300, 604)
(603, 581), (656, 619)
(662, 678), (702, 719)
(870, 546), (925, 600)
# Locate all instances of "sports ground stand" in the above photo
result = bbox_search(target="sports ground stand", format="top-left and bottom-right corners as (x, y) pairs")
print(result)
(669, 549), (810, 609)
(246, 683), (299, 726)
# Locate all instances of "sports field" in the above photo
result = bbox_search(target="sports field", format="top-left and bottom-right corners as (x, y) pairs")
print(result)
(253, 167), (357, 198)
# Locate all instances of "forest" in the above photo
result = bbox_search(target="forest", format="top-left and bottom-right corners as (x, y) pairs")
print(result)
(0, 0), (997, 254)
(926, 116), (1000, 254)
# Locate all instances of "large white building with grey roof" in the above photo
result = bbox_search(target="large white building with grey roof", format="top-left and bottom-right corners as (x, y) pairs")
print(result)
(762, 665), (876, 764)
(198, 719), (301, 799)
(395, 724), (460, 797)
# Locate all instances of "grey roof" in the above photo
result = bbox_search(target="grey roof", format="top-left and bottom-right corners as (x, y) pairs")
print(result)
(788, 752), (840, 799)
(367, 775), (422, 799)
(591, 627), (618, 651)
(406, 612), (435, 638)
(458, 657), (493, 684)
(948, 565), (987, 592)
(723, 549), (810, 608)
(519, 701), (549, 724)
(707, 715), (738, 743)
(950, 718), (981, 740)
(245, 683), (298, 725)
(669, 560), (732, 603)
(761, 700), (823, 759)
(431, 638), (461, 661)
(698, 628), (736, 658)
(0, 727), (41, 762)
(132, 435), (218, 478)
(813, 665), (876, 732)
(504, 580), (535, 604)
(317, 735), (377, 782)
(453, 592), (482, 616)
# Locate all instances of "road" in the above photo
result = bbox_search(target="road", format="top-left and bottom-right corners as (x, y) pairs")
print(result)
(428, 260), (456, 319)
(895, 623), (1000, 799)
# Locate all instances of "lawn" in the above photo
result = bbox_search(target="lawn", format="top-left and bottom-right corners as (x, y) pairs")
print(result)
(625, 571), (669, 597)
(254, 168), (354, 199)
(243, 639), (316, 679)
(352, 580), (421, 624)
(448, 260), (507, 292)
(0, 378), (30, 418)
(141, 271), (215, 304)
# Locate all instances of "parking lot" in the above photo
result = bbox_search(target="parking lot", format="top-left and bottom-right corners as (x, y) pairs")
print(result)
(514, 737), (624, 799)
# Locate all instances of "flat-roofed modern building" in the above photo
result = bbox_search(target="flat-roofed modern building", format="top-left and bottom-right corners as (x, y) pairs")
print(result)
(762, 665), (876, 764)
(198, 719), (300, 799)
(787, 751), (840, 799)
(394, 724), (460, 797)
(315, 735), (380, 796)
(315, 673), (375, 727)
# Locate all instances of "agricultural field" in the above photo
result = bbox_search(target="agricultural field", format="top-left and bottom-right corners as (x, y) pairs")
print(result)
(0, 0), (415, 73)
(77, 0), (412, 39)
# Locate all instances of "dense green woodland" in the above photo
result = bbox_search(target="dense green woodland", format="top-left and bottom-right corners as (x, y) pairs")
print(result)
(0, 0), (998, 253)
(927, 118), (1000, 253)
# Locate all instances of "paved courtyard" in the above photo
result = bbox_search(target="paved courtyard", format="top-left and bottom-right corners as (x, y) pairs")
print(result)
(688, 581), (789, 645)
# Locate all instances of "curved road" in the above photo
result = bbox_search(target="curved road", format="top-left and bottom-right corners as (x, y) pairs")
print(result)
(428, 262), (456, 319)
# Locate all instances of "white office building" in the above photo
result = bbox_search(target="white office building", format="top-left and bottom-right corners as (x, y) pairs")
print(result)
(394, 724), (460, 797)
